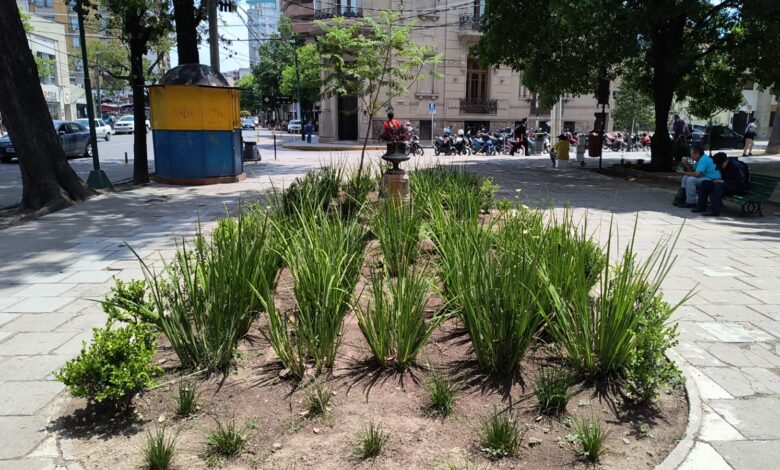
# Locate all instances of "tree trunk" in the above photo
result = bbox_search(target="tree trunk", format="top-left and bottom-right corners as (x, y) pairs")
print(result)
(358, 116), (374, 181)
(130, 43), (149, 184)
(172, 0), (200, 65)
(767, 95), (780, 155)
(650, 83), (675, 170)
(0, 3), (94, 212)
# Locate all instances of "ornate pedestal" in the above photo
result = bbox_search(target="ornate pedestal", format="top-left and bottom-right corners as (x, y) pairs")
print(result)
(381, 142), (410, 200)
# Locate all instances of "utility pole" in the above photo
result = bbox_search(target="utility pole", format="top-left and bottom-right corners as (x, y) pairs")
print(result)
(76, 0), (110, 189)
(95, 51), (101, 119)
(208, 0), (219, 72)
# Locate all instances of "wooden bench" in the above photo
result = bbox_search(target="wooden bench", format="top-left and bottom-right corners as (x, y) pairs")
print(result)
(725, 173), (780, 216)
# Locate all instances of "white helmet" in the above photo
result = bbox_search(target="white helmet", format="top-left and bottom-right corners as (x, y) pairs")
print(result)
(457, 129), (464, 136)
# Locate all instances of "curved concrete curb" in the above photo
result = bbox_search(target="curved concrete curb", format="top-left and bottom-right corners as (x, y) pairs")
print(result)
(656, 349), (702, 470)
(282, 143), (385, 151)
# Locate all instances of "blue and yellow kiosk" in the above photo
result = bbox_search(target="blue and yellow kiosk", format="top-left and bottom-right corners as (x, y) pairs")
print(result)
(149, 64), (244, 185)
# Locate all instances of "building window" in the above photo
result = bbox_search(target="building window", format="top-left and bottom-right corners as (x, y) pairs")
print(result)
(743, 80), (755, 91)
(35, 0), (53, 8)
(36, 52), (57, 86)
(472, 0), (485, 17)
(466, 58), (488, 101)
(72, 36), (80, 48)
(519, 82), (528, 99)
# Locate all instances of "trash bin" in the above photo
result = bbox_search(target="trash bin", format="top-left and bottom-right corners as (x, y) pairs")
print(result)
(588, 131), (602, 157)
(243, 140), (259, 161)
(576, 134), (587, 166)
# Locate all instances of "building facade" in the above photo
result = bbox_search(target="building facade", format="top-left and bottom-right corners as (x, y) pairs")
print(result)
(247, 0), (282, 66)
(282, 0), (615, 142)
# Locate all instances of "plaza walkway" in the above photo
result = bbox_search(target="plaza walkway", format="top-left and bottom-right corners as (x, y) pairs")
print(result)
(0, 150), (778, 469)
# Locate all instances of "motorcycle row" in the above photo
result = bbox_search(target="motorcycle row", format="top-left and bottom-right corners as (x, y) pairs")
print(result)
(432, 127), (553, 157)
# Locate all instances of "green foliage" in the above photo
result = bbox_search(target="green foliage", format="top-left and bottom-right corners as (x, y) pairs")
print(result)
(317, 10), (442, 175)
(102, 278), (152, 325)
(373, 199), (422, 275)
(277, 167), (343, 217)
(55, 321), (160, 407)
(535, 367), (574, 415)
(263, 207), (366, 376)
(280, 43), (322, 112)
(424, 370), (458, 417)
(340, 170), (374, 220)
(206, 417), (246, 459)
(355, 421), (389, 459)
(304, 381), (332, 417)
(571, 415), (609, 462)
(237, 74), (263, 113)
(252, 17), (295, 112)
(432, 215), (544, 377)
(34, 56), (56, 83)
(478, 407), (524, 459)
(175, 379), (198, 416)
(143, 427), (176, 470)
(623, 291), (681, 403)
(130, 206), (281, 373)
(410, 166), (495, 220)
(19, 7), (32, 32)
(543, 223), (685, 378)
(355, 268), (440, 369)
(612, 82), (655, 132)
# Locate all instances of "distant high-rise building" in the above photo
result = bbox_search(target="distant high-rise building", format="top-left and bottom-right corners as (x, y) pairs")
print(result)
(247, 0), (281, 66)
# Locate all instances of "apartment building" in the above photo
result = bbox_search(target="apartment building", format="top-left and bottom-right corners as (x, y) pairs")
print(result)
(281, 0), (615, 142)
(247, 0), (282, 66)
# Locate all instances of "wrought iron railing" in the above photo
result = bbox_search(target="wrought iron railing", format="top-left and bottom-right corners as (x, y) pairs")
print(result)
(459, 98), (498, 114)
(314, 6), (364, 19)
(459, 14), (481, 31)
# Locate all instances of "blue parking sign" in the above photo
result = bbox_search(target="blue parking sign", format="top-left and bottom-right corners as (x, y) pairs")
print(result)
(428, 101), (436, 114)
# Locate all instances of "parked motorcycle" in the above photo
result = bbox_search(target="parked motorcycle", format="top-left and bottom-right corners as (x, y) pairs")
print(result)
(434, 133), (455, 156)
(453, 131), (471, 155)
(470, 130), (497, 155)
(406, 134), (424, 156)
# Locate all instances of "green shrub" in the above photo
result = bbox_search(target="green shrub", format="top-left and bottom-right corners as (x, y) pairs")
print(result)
(206, 417), (246, 459)
(278, 167), (343, 217)
(478, 406), (524, 459)
(571, 415), (609, 462)
(410, 166), (495, 219)
(129, 206), (282, 373)
(624, 291), (681, 403)
(101, 279), (153, 325)
(432, 216), (544, 376)
(373, 199), (422, 275)
(543, 224), (685, 378)
(355, 268), (440, 369)
(55, 321), (160, 407)
(304, 381), (332, 416)
(143, 427), (176, 470)
(175, 379), (198, 416)
(355, 421), (389, 459)
(341, 170), (374, 220)
(535, 367), (574, 415)
(424, 369), (458, 417)
(263, 208), (366, 376)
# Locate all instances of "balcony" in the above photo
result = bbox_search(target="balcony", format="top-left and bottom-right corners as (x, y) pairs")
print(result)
(460, 98), (497, 115)
(314, 6), (363, 19)
(459, 14), (481, 32)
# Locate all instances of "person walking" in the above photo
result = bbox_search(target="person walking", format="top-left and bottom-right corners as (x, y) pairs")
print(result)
(510, 119), (528, 156)
(672, 114), (689, 161)
(743, 118), (757, 156)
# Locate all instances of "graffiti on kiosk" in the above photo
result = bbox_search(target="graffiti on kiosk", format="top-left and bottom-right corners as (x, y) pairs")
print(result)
(172, 107), (196, 120)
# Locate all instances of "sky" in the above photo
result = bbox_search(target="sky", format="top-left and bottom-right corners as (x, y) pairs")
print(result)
(167, 5), (252, 73)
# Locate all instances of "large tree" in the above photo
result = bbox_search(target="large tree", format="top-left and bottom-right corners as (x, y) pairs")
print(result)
(172, 0), (204, 65)
(94, 0), (171, 184)
(476, 0), (780, 169)
(317, 11), (442, 179)
(280, 43), (322, 119)
(0, 2), (94, 211)
(252, 18), (296, 115)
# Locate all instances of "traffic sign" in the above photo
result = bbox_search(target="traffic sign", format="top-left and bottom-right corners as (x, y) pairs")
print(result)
(428, 101), (437, 114)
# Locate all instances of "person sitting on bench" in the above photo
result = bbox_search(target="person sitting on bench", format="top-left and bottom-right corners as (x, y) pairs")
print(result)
(694, 152), (750, 216)
(675, 143), (720, 208)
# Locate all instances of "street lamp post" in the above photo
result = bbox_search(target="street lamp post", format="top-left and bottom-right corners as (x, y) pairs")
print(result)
(290, 37), (305, 123)
(95, 51), (101, 119)
(75, 0), (111, 189)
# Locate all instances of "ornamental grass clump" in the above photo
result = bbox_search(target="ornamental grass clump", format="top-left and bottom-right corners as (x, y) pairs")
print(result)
(373, 199), (422, 275)
(535, 367), (574, 415)
(410, 166), (496, 219)
(355, 268), (441, 369)
(433, 215), (545, 376)
(424, 369), (459, 417)
(543, 221), (687, 381)
(478, 406), (525, 459)
(571, 415), (610, 462)
(263, 208), (366, 376)
(277, 166), (343, 217)
(129, 206), (282, 373)
(142, 427), (176, 470)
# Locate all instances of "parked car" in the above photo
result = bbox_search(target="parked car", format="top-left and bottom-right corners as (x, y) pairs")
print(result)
(241, 117), (256, 129)
(76, 118), (112, 141)
(287, 119), (302, 134)
(0, 120), (92, 163)
(251, 116), (259, 126)
(691, 125), (744, 149)
(113, 115), (151, 134)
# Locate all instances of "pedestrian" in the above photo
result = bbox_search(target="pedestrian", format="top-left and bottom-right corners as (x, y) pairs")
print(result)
(305, 121), (314, 144)
(672, 114), (689, 161)
(695, 152), (750, 216)
(550, 133), (569, 168)
(510, 119), (527, 156)
(743, 118), (757, 156)
(674, 143), (720, 208)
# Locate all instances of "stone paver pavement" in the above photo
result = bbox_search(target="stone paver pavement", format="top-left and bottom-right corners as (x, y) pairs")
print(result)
(0, 149), (779, 469)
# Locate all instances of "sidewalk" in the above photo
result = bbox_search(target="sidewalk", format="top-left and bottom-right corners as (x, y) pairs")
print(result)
(0, 151), (778, 469)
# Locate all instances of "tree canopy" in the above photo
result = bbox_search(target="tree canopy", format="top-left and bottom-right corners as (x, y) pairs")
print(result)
(251, 18), (295, 112)
(476, 0), (780, 168)
(280, 43), (322, 115)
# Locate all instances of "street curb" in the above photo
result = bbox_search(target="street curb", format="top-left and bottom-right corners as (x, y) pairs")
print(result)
(282, 143), (385, 151)
(656, 348), (702, 470)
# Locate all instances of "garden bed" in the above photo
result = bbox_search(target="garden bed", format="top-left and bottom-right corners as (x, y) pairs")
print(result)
(52, 165), (689, 469)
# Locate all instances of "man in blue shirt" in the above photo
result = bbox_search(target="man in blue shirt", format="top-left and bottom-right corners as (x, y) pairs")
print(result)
(675, 143), (720, 207)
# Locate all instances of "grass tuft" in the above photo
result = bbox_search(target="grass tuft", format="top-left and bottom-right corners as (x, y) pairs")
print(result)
(373, 199), (422, 275)
(424, 369), (458, 417)
(205, 417), (246, 459)
(478, 406), (524, 459)
(304, 381), (332, 416)
(571, 415), (610, 462)
(143, 427), (176, 470)
(175, 379), (198, 416)
(535, 367), (574, 415)
(355, 421), (389, 459)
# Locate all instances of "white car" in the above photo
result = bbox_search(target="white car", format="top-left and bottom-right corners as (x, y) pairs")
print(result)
(113, 115), (152, 134)
(287, 119), (302, 133)
(76, 118), (112, 141)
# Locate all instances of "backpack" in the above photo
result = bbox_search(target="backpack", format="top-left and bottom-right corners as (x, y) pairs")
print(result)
(673, 188), (686, 206)
(734, 159), (750, 193)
